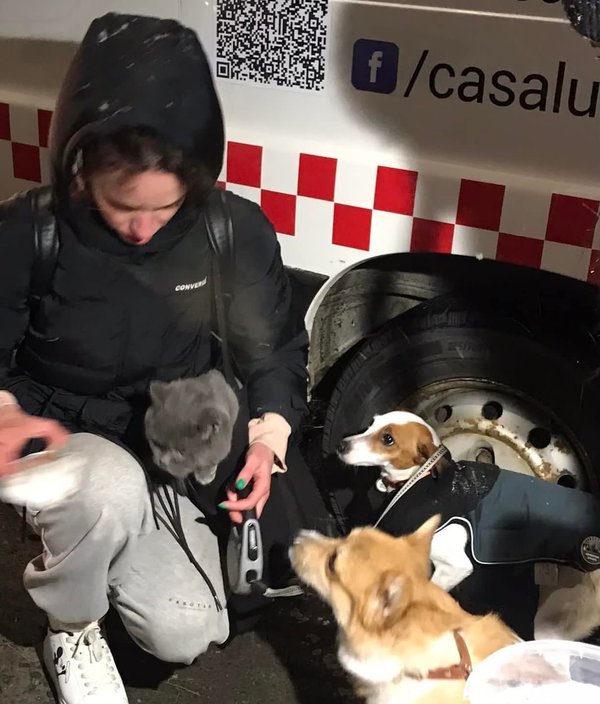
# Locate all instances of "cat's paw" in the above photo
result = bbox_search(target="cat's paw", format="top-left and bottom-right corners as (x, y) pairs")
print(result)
(194, 465), (218, 485)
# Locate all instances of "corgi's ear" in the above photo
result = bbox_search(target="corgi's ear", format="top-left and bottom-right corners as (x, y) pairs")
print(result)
(411, 514), (441, 545)
(360, 571), (406, 628)
(408, 514), (441, 575)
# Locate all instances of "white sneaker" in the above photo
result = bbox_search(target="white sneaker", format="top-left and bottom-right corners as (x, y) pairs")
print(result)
(43, 622), (128, 703)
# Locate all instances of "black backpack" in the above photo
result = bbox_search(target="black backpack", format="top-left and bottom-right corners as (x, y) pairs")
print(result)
(28, 186), (237, 385)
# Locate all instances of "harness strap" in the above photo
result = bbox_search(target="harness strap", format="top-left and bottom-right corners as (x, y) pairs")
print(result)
(375, 445), (451, 527)
(402, 630), (473, 682)
(425, 630), (473, 681)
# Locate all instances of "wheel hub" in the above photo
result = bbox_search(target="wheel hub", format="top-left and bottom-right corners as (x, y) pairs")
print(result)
(406, 382), (584, 487)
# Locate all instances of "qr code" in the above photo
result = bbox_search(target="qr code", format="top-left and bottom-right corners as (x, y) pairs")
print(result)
(216, 0), (329, 92)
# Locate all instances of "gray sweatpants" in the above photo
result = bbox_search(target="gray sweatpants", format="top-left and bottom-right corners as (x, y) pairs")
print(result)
(23, 433), (230, 664)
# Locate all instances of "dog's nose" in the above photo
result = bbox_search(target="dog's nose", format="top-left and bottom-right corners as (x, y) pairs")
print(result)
(337, 439), (349, 455)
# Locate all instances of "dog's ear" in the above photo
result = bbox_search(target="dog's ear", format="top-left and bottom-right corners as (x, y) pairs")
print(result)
(408, 514), (441, 576)
(361, 571), (406, 628)
(416, 432), (437, 464)
(412, 514), (441, 544)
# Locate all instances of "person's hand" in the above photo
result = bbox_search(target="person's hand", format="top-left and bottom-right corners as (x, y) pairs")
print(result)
(219, 442), (274, 524)
(0, 405), (69, 476)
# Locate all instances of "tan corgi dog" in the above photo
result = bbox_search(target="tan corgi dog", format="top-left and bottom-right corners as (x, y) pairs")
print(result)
(290, 516), (519, 704)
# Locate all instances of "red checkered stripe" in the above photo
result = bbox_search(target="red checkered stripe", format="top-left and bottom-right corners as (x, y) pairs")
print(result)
(221, 142), (600, 284)
(2, 101), (599, 283)
(0, 103), (52, 182)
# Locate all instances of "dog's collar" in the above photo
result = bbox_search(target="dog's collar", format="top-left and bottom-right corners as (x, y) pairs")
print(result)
(375, 445), (451, 526)
(402, 630), (473, 682)
(414, 443), (452, 480)
(378, 469), (431, 492)
(384, 444), (451, 488)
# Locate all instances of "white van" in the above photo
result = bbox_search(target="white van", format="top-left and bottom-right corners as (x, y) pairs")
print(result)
(1, 1), (599, 493)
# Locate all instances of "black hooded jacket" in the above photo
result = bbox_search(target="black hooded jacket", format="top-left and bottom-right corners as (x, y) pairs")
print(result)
(0, 13), (308, 440)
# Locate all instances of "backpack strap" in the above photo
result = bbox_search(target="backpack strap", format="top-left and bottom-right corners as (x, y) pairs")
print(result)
(204, 187), (236, 387)
(29, 187), (59, 311)
(204, 187), (235, 282)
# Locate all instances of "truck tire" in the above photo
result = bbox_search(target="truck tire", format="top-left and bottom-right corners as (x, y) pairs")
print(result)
(321, 291), (600, 527)
(318, 291), (600, 639)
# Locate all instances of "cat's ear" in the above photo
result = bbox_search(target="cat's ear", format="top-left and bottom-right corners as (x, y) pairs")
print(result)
(197, 419), (220, 440)
(228, 390), (240, 421)
(205, 369), (225, 385)
(149, 381), (168, 405)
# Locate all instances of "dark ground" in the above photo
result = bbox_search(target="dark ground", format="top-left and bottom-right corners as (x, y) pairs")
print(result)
(0, 499), (361, 704)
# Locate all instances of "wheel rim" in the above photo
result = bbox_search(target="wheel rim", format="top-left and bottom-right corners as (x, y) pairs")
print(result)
(404, 380), (585, 488)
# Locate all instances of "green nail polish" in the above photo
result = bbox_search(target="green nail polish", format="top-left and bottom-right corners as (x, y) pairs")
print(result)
(218, 502), (228, 510)
(236, 478), (246, 490)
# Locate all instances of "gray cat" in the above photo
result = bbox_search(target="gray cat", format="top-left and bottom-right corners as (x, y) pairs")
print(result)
(144, 370), (239, 485)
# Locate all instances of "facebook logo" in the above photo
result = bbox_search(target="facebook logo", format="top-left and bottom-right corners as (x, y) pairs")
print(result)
(351, 39), (399, 94)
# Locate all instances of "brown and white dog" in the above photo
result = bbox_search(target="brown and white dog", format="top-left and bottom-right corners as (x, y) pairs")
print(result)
(339, 410), (476, 595)
(290, 517), (519, 704)
(337, 411), (442, 491)
(337, 409), (600, 644)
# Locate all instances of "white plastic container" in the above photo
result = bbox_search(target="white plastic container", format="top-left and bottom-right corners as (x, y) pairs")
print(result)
(464, 640), (600, 704)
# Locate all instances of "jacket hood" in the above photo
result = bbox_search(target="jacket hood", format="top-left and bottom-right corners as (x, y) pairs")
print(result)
(49, 13), (224, 193)
(561, 1), (600, 42)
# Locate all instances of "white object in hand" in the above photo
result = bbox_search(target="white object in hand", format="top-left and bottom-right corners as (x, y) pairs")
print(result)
(0, 450), (83, 510)
(0, 390), (18, 407)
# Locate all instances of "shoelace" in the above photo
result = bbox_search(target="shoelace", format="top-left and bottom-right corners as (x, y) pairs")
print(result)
(67, 623), (122, 694)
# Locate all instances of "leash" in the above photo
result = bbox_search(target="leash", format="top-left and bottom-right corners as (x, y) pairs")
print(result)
(226, 482), (304, 599)
(375, 446), (450, 528)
